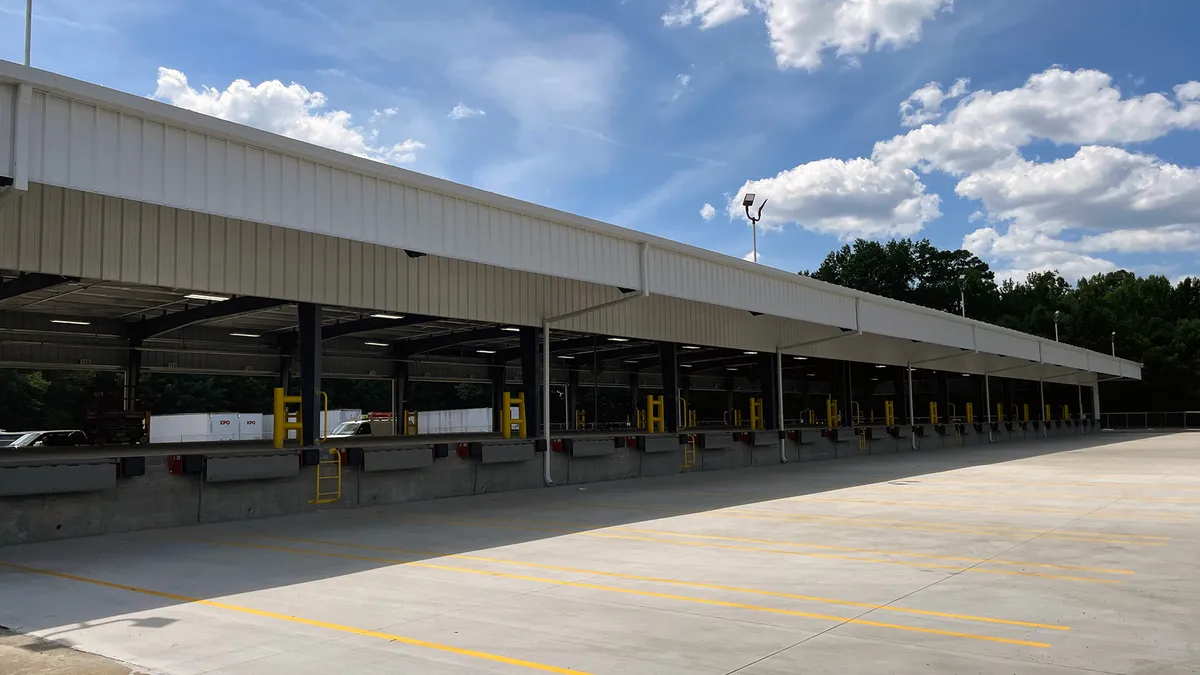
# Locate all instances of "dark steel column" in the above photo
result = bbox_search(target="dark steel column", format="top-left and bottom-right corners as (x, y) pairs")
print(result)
(567, 368), (580, 428)
(490, 363), (505, 433)
(759, 353), (778, 429)
(659, 343), (679, 433)
(123, 338), (143, 411)
(393, 360), (409, 425)
(298, 303), (323, 446)
(629, 369), (641, 424)
(279, 352), (293, 394)
(519, 327), (540, 436)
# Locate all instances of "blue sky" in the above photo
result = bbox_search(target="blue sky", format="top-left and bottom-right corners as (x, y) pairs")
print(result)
(3, 0), (1199, 282)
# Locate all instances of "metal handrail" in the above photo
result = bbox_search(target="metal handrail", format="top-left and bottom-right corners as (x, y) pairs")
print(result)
(1100, 411), (1200, 430)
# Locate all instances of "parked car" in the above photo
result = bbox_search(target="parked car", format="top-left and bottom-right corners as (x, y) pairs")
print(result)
(0, 429), (91, 448)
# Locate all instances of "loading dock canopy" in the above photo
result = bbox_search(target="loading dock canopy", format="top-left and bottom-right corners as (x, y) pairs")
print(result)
(0, 61), (1140, 386)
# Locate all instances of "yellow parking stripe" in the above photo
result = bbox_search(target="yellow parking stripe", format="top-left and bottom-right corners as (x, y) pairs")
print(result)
(0, 561), (593, 674)
(198, 539), (1051, 648)
(263, 535), (1071, 631)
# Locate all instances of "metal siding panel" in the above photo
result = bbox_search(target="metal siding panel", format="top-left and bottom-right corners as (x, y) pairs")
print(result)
(41, 94), (70, 185)
(255, 222), (272, 297)
(157, 205), (177, 288)
(38, 183), (63, 274)
(94, 106), (120, 195)
(241, 220), (258, 296)
(269, 225), (285, 298)
(0, 188), (17, 269)
(185, 131), (206, 212)
(67, 100), (93, 190)
(975, 327), (1039, 361)
(122, 115), (145, 199)
(120, 199), (141, 282)
(175, 210), (194, 288)
(78, 191), (102, 278)
(299, 161), (317, 233)
(280, 155), (298, 229)
(0, 83), (11, 172)
(296, 229), (312, 302)
(16, 185), (40, 270)
(264, 150), (282, 225)
(226, 141), (246, 217)
(163, 125), (187, 206)
(205, 136), (226, 214)
(101, 194), (122, 279)
(315, 165), (333, 235)
(142, 119), (165, 204)
(221, 217), (239, 295)
(1041, 342), (1087, 370)
(139, 203), (159, 285)
(26, 90), (43, 183)
(361, 176), (376, 243)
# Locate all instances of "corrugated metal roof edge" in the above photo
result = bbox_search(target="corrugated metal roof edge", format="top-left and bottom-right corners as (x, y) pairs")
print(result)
(0, 61), (1141, 371)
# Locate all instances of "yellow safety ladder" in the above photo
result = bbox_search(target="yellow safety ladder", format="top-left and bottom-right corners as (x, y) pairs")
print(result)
(310, 448), (342, 504)
(682, 434), (697, 469)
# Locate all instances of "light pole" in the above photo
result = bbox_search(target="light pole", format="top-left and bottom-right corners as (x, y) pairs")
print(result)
(1111, 331), (1116, 357)
(742, 193), (767, 263)
(957, 273), (967, 318)
(1053, 311), (1060, 342)
(25, 0), (33, 66)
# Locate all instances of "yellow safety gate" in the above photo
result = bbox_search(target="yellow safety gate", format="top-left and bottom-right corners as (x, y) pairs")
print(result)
(884, 400), (895, 427)
(748, 397), (764, 430)
(501, 392), (527, 439)
(272, 388), (328, 448)
(646, 395), (665, 433)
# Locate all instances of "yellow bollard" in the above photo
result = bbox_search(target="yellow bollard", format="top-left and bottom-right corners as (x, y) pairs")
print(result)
(996, 403), (1004, 422)
(575, 409), (586, 430)
(647, 395), (665, 433)
(965, 402), (974, 424)
(272, 387), (303, 449)
(1023, 404), (1030, 422)
(929, 401), (939, 425)
(826, 399), (838, 430)
(748, 397), (764, 430)
(501, 392), (526, 439)
(884, 400), (895, 427)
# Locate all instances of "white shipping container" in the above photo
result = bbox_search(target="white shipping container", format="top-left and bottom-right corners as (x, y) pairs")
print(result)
(239, 413), (265, 439)
(418, 408), (492, 434)
(149, 413), (214, 444)
(208, 413), (238, 441)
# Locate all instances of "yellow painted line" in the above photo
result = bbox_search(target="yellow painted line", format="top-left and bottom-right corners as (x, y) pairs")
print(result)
(422, 517), (1121, 585)
(724, 509), (1171, 544)
(796, 496), (1195, 522)
(265, 535), (1072, 631)
(863, 486), (1200, 505)
(199, 539), (1051, 648)
(609, 528), (1135, 575)
(0, 561), (592, 675)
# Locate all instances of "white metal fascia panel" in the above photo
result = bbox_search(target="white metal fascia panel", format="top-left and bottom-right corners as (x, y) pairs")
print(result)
(649, 247), (856, 328)
(21, 89), (644, 292)
(1119, 361), (1141, 380)
(857, 300), (973, 349)
(1040, 341), (1088, 370)
(0, 82), (12, 176)
(975, 327), (1040, 361)
(1087, 353), (1122, 376)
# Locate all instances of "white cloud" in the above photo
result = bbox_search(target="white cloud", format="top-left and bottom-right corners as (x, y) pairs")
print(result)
(899, 77), (968, 126)
(743, 250), (759, 262)
(662, 0), (750, 28)
(448, 103), (486, 120)
(665, 0), (953, 71)
(955, 145), (1200, 233)
(678, 73), (692, 87)
(732, 66), (1200, 278)
(875, 68), (1200, 175)
(153, 67), (424, 165)
(727, 157), (940, 239)
(700, 203), (716, 220)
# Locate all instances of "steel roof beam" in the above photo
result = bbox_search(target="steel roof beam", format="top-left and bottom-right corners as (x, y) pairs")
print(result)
(0, 273), (80, 301)
(492, 335), (600, 362)
(130, 296), (290, 341)
(397, 326), (510, 355)
(322, 314), (441, 341)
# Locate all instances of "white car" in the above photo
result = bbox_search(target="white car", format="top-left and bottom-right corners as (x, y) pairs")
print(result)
(0, 429), (90, 448)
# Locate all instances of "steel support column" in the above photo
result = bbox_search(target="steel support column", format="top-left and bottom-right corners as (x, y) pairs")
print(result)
(906, 364), (916, 450)
(393, 361), (409, 426)
(519, 326), (540, 437)
(298, 303), (322, 446)
(1093, 384), (1102, 427)
(629, 369), (641, 424)
(123, 339), (142, 411)
(660, 343), (680, 433)
(758, 353), (778, 429)
(567, 368), (580, 429)
(490, 364), (505, 433)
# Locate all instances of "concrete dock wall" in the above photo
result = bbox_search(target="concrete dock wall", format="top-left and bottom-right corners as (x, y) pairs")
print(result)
(0, 432), (1074, 546)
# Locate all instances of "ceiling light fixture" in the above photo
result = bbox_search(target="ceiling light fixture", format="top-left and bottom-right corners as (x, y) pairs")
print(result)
(558, 355), (574, 360)
(364, 342), (390, 347)
(50, 319), (90, 326)
(726, 367), (738, 371)
(607, 337), (629, 342)
(184, 293), (229, 302)
(875, 364), (887, 368)
(682, 345), (701, 350)
(793, 356), (807, 360)
(371, 313), (404, 320)
(807, 373), (817, 377)
(680, 364), (692, 368)
(501, 326), (521, 332)
(743, 351), (758, 355)
(229, 332), (261, 338)
(477, 349), (496, 354)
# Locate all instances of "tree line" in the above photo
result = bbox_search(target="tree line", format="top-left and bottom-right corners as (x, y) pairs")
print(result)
(1, 238), (1192, 431)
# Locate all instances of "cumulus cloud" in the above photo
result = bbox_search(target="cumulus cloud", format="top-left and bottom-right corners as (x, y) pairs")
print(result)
(700, 203), (716, 220)
(448, 103), (486, 120)
(153, 67), (424, 165)
(664, 0), (953, 71)
(899, 78), (968, 126)
(727, 157), (940, 239)
(729, 66), (1200, 277)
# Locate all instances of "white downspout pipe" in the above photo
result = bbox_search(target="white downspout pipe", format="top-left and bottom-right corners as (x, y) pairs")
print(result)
(776, 346), (786, 463)
(539, 242), (653, 485)
(0, 83), (32, 209)
(543, 320), (552, 484)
